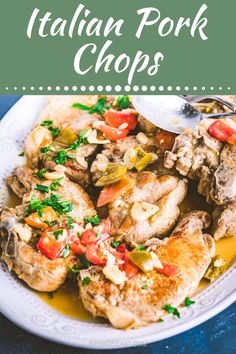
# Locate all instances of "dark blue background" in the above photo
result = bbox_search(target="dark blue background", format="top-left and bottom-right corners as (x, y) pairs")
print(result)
(0, 96), (235, 354)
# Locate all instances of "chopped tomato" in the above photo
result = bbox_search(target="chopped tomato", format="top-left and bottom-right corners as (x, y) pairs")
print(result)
(156, 262), (179, 276)
(24, 206), (58, 229)
(155, 131), (177, 152)
(123, 259), (139, 279)
(208, 120), (236, 145)
(37, 225), (70, 260)
(81, 220), (111, 246)
(104, 110), (138, 130)
(70, 239), (86, 256)
(85, 244), (107, 265)
(115, 244), (139, 279)
(99, 124), (129, 141)
(97, 176), (135, 207)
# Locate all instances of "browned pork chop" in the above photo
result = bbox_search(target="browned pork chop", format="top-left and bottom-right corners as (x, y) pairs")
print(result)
(1, 168), (96, 291)
(108, 172), (187, 243)
(78, 211), (214, 328)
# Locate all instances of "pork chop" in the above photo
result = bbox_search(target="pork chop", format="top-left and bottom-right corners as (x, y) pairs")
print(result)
(78, 211), (214, 328)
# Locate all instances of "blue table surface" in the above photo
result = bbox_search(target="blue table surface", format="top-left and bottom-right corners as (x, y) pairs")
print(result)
(0, 96), (235, 354)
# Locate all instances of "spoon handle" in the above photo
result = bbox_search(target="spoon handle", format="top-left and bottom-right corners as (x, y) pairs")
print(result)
(185, 95), (236, 111)
(204, 111), (236, 119)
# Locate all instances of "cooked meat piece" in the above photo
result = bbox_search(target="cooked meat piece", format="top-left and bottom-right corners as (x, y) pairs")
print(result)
(117, 179), (187, 243)
(40, 143), (97, 187)
(1, 169), (96, 291)
(108, 172), (187, 242)
(90, 135), (158, 181)
(78, 211), (214, 328)
(212, 204), (236, 240)
(211, 144), (236, 205)
(0, 208), (76, 292)
(164, 119), (236, 204)
(6, 165), (37, 198)
(7, 165), (96, 223)
(164, 120), (222, 179)
(36, 95), (100, 133)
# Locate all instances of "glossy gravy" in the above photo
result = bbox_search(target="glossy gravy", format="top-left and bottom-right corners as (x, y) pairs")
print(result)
(37, 182), (236, 321)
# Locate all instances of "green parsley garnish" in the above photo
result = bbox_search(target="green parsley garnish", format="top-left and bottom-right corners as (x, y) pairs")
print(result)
(136, 246), (146, 251)
(67, 216), (74, 229)
(83, 215), (101, 226)
(116, 96), (130, 109)
(67, 129), (88, 151)
(158, 318), (164, 323)
(40, 146), (51, 153)
(77, 231), (81, 239)
(18, 151), (24, 157)
(61, 245), (70, 258)
(111, 240), (120, 248)
(41, 120), (53, 127)
(141, 284), (149, 290)
(184, 297), (195, 307)
(47, 291), (55, 299)
(50, 177), (64, 191)
(69, 266), (80, 274)
(54, 228), (64, 240)
(73, 97), (109, 115)
(24, 194), (74, 217)
(79, 254), (91, 268)
(82, 276), (90, 286)
(33, 168), (47, 180)
(49, 126), (60, 138)
(35, 184), (49, 193)
(54, 150), (69, 164)
(163, 305), (180, 318)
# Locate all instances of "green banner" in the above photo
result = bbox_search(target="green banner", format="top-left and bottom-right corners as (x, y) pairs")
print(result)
(0, 0), (235, 94)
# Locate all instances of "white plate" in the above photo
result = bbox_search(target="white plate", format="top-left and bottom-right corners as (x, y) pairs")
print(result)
(0, 96), (235, 349)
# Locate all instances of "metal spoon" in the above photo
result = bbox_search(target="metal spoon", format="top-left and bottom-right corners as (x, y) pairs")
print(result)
(132, 95), (236, 134)
(185, 95), (236, 111)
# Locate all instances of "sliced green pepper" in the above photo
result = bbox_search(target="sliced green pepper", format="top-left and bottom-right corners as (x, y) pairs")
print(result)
(55, 128), (78, 146)
(95, 163), (127, 187)
(204, 255), (229, 282)
(129, 249), (153, 272)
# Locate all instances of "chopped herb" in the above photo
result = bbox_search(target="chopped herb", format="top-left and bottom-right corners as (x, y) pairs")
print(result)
(54, 150), (69, 164)
(136, 246), (146, 251)
(163, 305), (180, 318)
(79, 254), (91, 268)
(54, 228), (64, 240)
(67, 216), (74, 229)
(83, 215), (100, 226)
(82, 276), (90, 286)
(35, 184), (49, 193)
(73, 97), (109, 115)
(50, 177), (64, 191)
(24, 194), (74, 217)
(111, 240), (120, 248)
(41, 120), (53, 127)
(67, 129), (88, 151)
(116, 96), (130, 109)
(184, 297), (195, 307)
(47, 291), (55, 299)
(61, 245), (70, 258)
(77, 231), (81, 239)
(18, 151), (24, 157)
(33, 168), (47, 180)
(157, 318), (164, 323)
(40, 146), (51, 153)
(69, 266), (80, 274)
(141, 284), (149, 290)
(49, 126), (60, 138)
